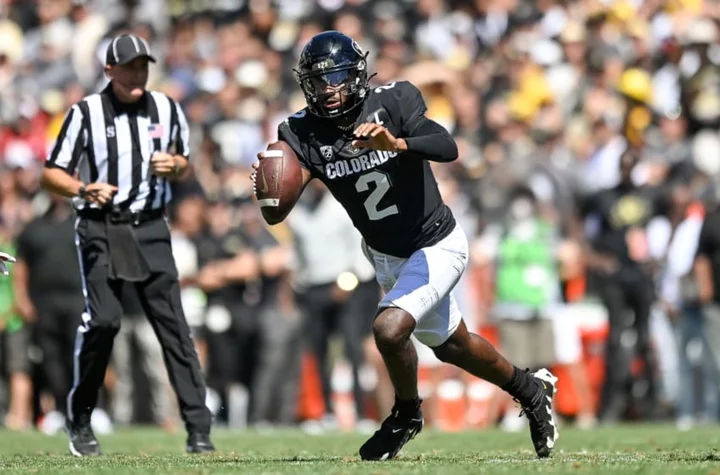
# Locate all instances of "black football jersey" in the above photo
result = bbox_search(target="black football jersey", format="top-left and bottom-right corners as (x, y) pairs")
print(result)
(278, 81), (455, 258)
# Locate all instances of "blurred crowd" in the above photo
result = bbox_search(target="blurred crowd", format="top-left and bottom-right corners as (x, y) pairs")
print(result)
(3, 0), (720, 435)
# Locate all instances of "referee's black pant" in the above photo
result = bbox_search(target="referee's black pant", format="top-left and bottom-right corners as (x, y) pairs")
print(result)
(68, 212), (211, 434)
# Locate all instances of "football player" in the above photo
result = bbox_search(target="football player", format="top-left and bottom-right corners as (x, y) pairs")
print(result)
(253, 31), (559, 460)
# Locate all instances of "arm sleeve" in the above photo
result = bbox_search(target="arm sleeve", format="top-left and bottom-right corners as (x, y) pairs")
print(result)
(383, 81), (457, 162)
(44, 104), (86, 174)
(403, 117), (459, 162)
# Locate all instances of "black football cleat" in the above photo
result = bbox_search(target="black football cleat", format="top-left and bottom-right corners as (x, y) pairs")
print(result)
(66, 419), (101, 457)
(186, 432), (215, 454)
(519, 368), (559, 458)
(359, 399), (423, 461)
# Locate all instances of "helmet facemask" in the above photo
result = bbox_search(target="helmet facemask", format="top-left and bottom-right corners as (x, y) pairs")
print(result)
(294, 52), (370, 118)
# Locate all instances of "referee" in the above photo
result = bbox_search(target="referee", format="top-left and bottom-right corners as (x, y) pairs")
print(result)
(41, 34), (214, 456)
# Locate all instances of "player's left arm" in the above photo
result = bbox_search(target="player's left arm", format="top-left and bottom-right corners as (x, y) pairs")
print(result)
(398, 116), (459, 162)
(352, 81), (458, 162)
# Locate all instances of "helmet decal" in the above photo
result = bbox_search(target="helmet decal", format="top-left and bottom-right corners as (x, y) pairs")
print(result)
(351, 40), (364, 56)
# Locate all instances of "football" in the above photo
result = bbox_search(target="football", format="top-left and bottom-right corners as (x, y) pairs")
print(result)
(255, 140), (305, 224)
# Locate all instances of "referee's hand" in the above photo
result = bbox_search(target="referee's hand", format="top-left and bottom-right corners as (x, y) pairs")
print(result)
(151, 152), (179, 177)
(85, 183), (118, 206)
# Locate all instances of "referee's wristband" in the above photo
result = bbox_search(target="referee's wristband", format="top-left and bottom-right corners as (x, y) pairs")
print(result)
(76, 185), (88, 199)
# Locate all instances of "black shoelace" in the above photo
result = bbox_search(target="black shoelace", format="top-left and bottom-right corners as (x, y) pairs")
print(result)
(515, 386), (546, 422)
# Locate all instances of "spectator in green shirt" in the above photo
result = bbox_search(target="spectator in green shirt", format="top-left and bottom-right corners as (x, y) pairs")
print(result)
(0, 239), (31, 431)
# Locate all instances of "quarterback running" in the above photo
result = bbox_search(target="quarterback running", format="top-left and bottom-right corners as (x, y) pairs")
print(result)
(252, 31), (559, 460)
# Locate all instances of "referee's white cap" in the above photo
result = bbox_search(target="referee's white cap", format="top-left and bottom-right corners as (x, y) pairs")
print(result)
(105, 33), (156, 66)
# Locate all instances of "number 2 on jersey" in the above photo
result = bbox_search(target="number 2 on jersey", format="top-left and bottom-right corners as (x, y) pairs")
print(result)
(355, 171), (399, 221)
(374, 82), (396, 93)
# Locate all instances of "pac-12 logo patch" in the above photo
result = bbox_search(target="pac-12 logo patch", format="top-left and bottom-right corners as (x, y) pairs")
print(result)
(320, 146), (334, 161)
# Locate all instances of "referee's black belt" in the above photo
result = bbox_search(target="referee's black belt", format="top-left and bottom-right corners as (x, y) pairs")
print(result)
(78, 207), (164, 226)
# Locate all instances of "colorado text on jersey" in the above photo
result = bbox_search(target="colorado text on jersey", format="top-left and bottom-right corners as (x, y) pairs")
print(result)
(325, 151), (398, 179)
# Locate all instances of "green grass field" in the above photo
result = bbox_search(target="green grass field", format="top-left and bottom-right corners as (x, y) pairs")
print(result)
(0, 424), (718, 474)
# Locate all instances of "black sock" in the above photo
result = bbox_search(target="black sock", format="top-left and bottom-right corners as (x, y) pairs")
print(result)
(394, 395), (422, 416)
(501, 366), (541, 407)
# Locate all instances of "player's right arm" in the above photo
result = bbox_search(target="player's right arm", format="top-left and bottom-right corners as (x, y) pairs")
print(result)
(251, 158), (312, 225)
(252, 117), (313, 226)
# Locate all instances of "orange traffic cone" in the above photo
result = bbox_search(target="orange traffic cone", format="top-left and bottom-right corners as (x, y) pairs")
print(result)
(297, 351), (326, 421)
(433, 379), (467, 432)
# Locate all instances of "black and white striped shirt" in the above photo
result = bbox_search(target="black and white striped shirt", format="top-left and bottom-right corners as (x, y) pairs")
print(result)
(45, 84), (190, 211)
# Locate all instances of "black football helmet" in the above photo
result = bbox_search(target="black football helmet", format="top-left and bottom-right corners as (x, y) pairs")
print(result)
(294, 31), (370, 118)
